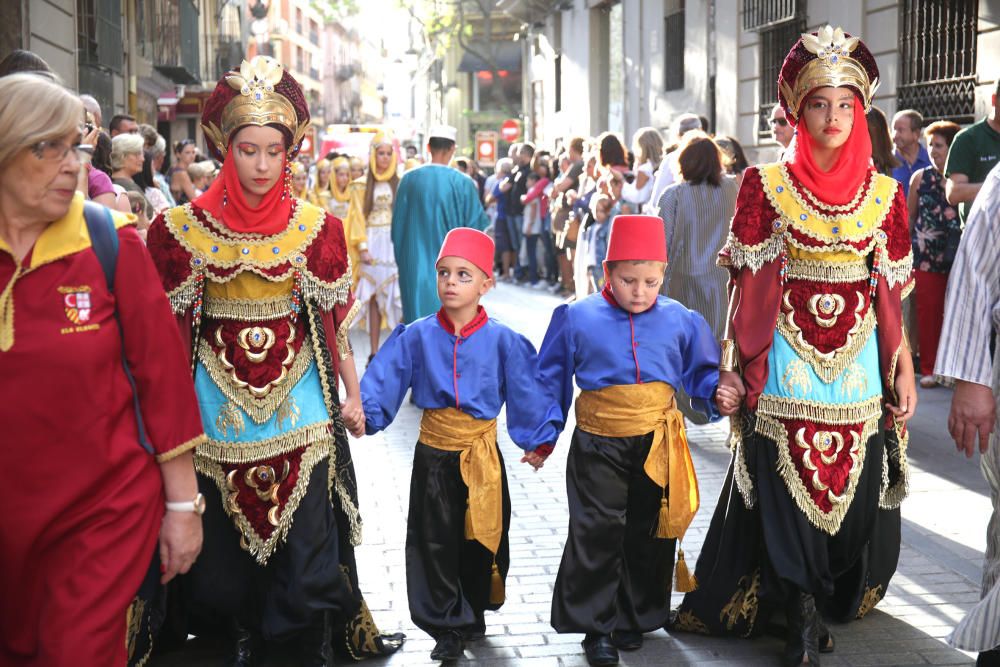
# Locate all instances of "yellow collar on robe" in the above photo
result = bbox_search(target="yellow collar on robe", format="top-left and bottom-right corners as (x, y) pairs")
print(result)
(0, 192), (134, 351)
(759, 163), (896, 243)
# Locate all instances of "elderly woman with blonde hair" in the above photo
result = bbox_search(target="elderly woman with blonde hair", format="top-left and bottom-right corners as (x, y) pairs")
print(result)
(110, 132), (145, 194)
(0, 73), (205, 666)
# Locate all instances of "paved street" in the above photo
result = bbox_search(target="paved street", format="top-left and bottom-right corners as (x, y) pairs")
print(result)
(153, 282), (991, 666)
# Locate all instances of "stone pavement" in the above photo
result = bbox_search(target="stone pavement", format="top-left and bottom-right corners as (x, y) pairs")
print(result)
(152, 282), (992, 666)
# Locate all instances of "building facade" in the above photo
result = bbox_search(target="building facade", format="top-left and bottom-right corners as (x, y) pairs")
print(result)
(528, 0), (998, 161)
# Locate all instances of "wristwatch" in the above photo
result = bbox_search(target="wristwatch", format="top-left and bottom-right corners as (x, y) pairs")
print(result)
(166, 493), (207, 515)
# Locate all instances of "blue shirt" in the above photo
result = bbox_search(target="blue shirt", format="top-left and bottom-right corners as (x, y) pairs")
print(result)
(492, 181), (508, 221)
(537, 292), (722, 435)
(892, 144), (932, 197)
(361, 308), (561, 451)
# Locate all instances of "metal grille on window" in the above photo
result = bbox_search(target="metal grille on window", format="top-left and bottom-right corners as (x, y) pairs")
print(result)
(898, 0), (978, 124)
(757, 15), (805, 139)
(664, 0), (684, 91)
(77, 0), (123, 115)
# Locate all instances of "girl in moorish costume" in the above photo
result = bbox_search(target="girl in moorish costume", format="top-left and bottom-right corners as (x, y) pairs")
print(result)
(309, 158), (333, 212)
(328, 156), (352, 221)
(146, 56), (404, 665)
(345, 132), (403, 362)
(673, 26), (916, 667)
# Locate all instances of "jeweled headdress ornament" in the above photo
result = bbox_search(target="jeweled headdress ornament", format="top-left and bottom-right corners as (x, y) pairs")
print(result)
(777, 25), (880, 122)
(201, 56), (310, 161)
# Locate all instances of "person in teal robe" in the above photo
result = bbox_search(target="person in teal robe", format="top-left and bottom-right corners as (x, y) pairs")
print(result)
(392, 126), (489, 323)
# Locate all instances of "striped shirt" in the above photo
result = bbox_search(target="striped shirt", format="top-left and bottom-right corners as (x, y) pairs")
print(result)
(934, 161), (1000, 387)
(656, 176), (739, 341)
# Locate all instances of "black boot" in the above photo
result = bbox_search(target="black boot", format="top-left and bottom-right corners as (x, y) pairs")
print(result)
(298, 614), (333, 667)
(228, 622), (261, 667)
(429, 630), (464, 661)
(582, 633), (619, 666)
(784, 591), (820, 667)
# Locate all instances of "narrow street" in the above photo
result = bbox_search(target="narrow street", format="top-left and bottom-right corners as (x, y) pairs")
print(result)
(154, 282), (990, 666)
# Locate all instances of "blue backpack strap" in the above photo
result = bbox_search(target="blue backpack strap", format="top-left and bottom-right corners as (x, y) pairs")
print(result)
(82, 202), (155, 456)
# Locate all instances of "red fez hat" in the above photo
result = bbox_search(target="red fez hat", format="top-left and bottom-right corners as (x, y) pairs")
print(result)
(605, 215), (667, 263)
(777, 25), (879, 124)
(437, 228), (494, 277)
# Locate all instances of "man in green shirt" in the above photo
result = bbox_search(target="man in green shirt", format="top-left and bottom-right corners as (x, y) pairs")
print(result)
(945, 79), (1000, 225)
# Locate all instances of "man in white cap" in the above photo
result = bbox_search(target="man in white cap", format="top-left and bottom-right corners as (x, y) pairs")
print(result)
(392, 124), (490, 322)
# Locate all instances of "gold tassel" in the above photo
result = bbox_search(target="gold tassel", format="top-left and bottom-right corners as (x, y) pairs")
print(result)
(654, 496), (671, 539)
(489, 561), (505, 605)
(673, 547), (698, 593)
(464, 502), (474, 541)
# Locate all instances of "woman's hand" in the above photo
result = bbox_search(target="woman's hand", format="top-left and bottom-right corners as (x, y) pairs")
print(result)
(360, 250), (374, 265)
(887, 347), (918, 424)
(159, 511), (202, 585)
(81, 124), (100, 148)
(342, 393), (365, 438)
(716, 370), (746, 416)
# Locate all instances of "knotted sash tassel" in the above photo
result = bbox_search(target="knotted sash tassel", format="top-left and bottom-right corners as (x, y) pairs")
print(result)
(655, 495), (671, 539)
(489, 560), (505, 605)
(673, 546), (698, 593)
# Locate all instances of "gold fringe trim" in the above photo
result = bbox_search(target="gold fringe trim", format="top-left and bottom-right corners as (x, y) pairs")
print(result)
(336, 299), (363, 360)
(196, 441), (328, 565)
(204, 295), (293, 321)
(155, 433), (205, 463)
(785, 258), (869, 283)
(756, 394), (883, 425)
(196, 335), (314, 425)
(731, 429), (757, 509)
(879, 423), (910, 509)
(784, 231), (879, 258)
(307, 300), (363, 546)
(725, 230), (785, 273)
(758, 414), (878, 535)
(883, 251), (914, 290)
(167, 271), (203, 315)
(196, 422), (332, 465)
(299, 264), (353, 310)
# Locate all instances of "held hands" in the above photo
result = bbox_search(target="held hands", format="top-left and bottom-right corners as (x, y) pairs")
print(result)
(342, 394), (366, 438)
(520, 449), (549, 471)
(159, 511), (202, 585)
(949, 380), (997, 458)
(715, 371), (746, 416)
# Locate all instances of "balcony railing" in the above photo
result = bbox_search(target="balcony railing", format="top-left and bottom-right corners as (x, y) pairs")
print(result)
(151, 0), (201, 84)
(202, 35), (245, 83)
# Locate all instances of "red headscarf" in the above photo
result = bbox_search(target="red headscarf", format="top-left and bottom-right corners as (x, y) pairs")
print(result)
(193, 151), (291, 236)
(194, 56), (309, 235)
(784, 96), (873, 206)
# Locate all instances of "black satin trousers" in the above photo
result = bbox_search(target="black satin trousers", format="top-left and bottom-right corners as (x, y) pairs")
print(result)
(406, 442), (511, 638)
(551, 429), (676, 635)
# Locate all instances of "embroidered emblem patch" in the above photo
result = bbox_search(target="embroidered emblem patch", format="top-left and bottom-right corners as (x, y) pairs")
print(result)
(59, 285), (92, 324)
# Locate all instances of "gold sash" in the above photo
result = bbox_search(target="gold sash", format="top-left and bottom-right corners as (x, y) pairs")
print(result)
(575, 382), (699, 542)
(419, 407), (502, 555)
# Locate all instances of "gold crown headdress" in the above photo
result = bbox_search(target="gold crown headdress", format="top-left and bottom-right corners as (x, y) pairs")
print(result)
(778, 25), (880, 121)
(202, 56), (308, 158)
